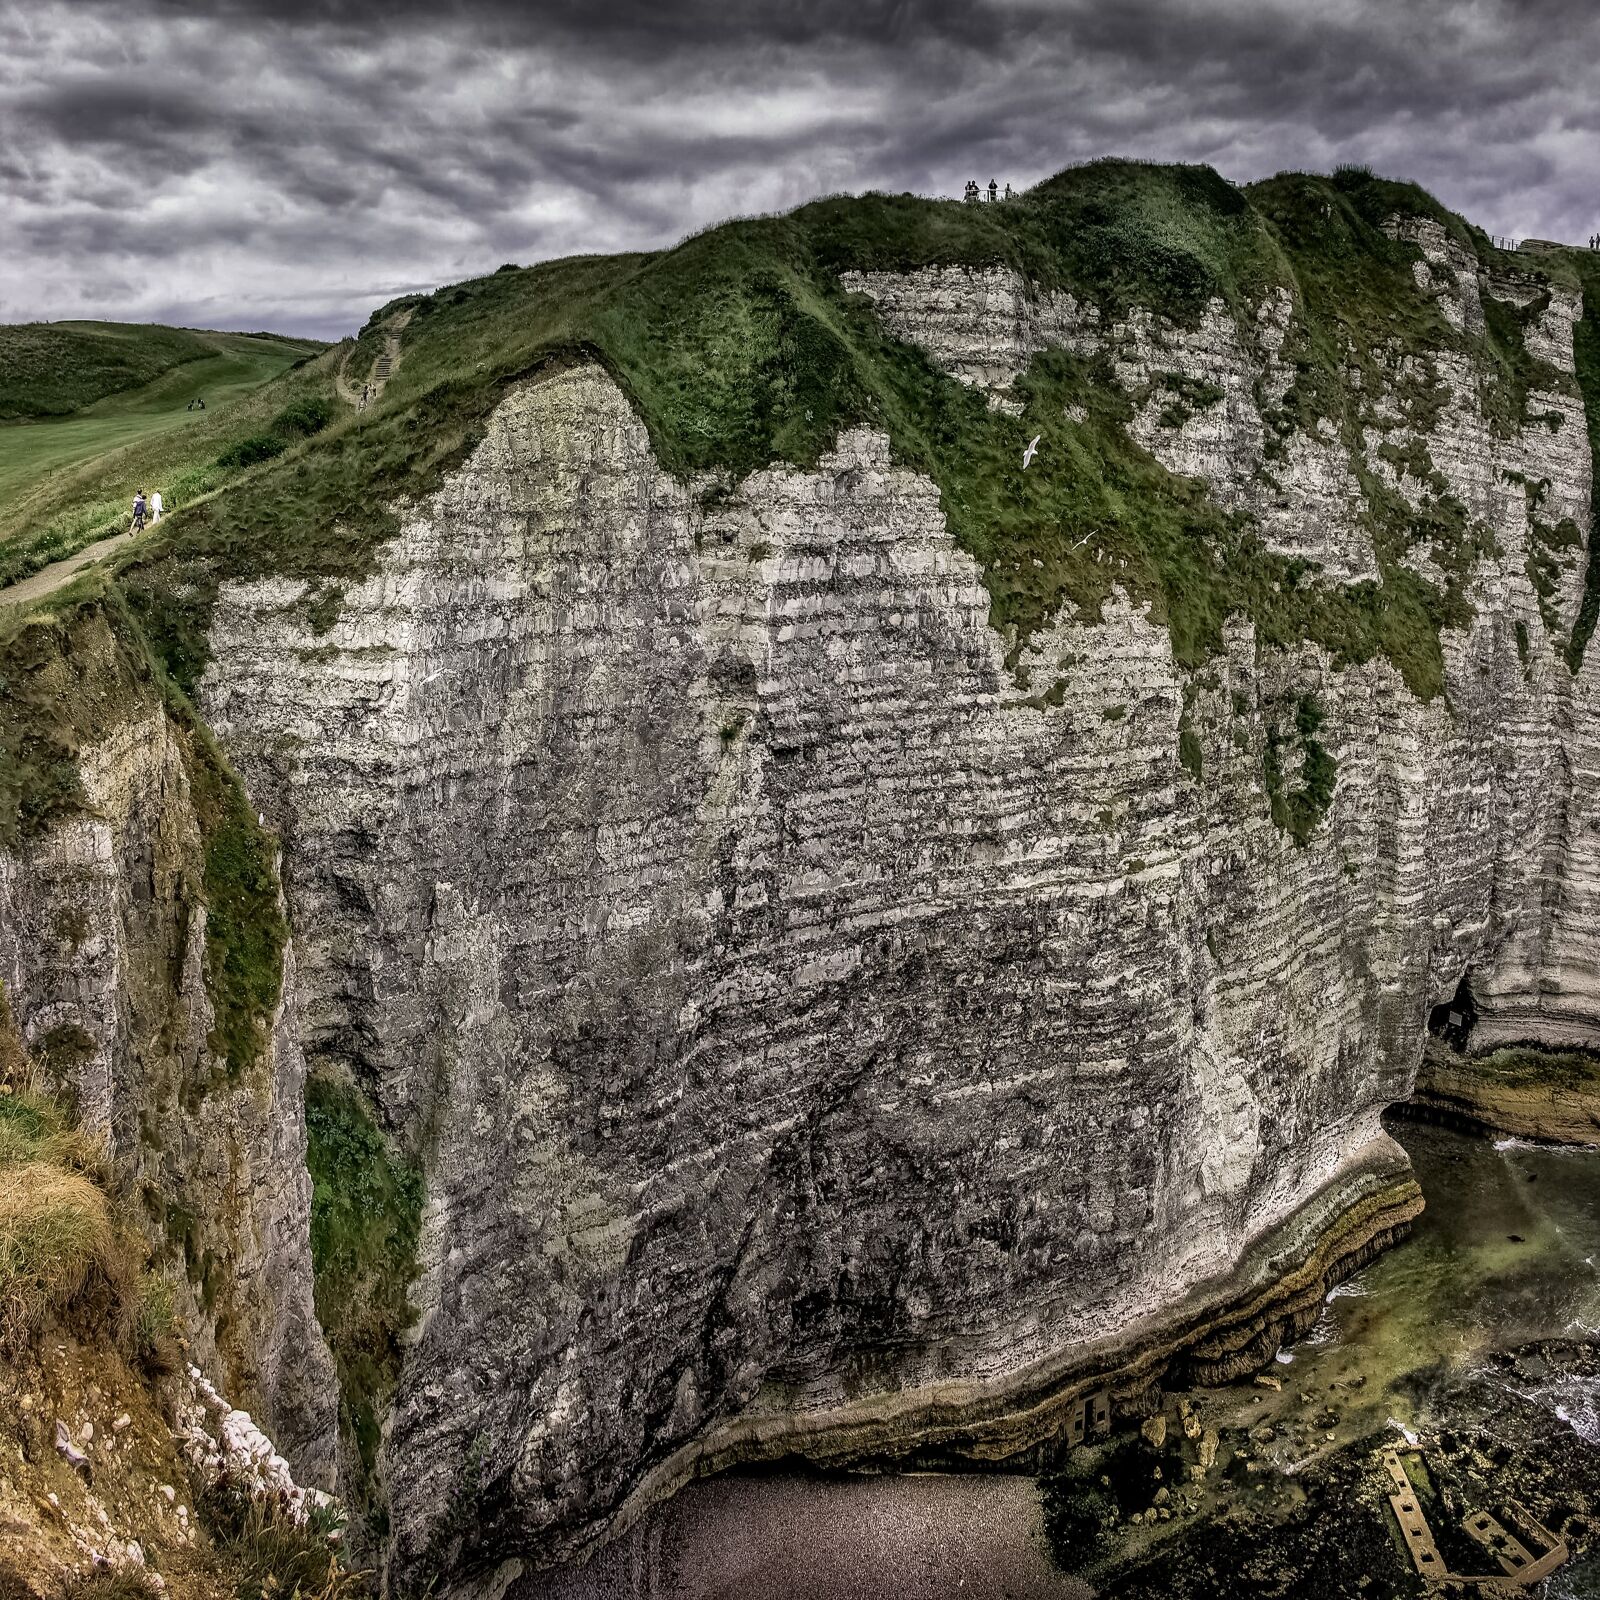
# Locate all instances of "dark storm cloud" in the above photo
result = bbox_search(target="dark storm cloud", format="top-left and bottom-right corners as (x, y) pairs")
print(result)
(3, 0), (1599, 337)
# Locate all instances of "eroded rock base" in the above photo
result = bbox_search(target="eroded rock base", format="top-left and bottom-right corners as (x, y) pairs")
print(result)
(519, 1147), (1421, 1591)
(1407, 1042), (1600, 1145)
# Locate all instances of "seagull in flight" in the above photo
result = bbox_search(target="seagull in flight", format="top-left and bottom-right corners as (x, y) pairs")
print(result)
(1022, 434), (1041, 469)
(421, 668), (454, 684)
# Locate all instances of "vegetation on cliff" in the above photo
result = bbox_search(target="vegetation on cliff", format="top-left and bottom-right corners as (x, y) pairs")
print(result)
(1263, 696), (1338, 847)
(0, 1085), (119, 1356)
(1561, 249), (1600, 672)
(180, 725), (289, 1080)
(0, 989), (172, 1365)
(0, 597), (287, 1083)
(305, 1073), (423, 1528)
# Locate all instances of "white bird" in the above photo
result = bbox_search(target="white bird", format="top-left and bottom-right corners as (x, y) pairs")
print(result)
(422, 668), (454, 684)
(1022, 434), (1041, 469)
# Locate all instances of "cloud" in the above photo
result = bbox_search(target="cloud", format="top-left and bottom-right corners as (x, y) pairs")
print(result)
(1, 0), (1597, 338)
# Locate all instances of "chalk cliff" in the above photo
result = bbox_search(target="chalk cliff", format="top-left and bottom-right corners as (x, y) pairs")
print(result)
(0, 609), (337, 1485)
(3, 166), (1598, 1594)
(201, 232), (1592, 1586)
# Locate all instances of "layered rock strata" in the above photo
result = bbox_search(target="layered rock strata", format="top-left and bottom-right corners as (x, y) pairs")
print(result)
(187, 217), (1598, 1590)
(1409, 1043), (1600, 1144)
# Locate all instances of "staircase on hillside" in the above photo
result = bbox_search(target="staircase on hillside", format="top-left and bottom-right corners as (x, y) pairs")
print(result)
(360, 307), (412, 408)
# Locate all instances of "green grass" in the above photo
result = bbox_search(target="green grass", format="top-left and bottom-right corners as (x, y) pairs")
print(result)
(305, 1073), (423, 1523)
(0, 328), (328, 590)
(0, 320), (221, 419)
(0, 330), (322, 504)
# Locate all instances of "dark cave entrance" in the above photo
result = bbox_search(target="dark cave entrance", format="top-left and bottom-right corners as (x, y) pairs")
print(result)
(1426, 972), (1477, 1053)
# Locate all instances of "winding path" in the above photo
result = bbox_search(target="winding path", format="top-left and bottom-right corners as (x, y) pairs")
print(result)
(336, 307), (412, 409)
(3, 309), (416, 613)
(0, 528), (140, 610)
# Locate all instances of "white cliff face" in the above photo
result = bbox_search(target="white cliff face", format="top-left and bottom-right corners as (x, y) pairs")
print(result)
(0, 618), (337, 1487)
(194, 220), (1596, 1587)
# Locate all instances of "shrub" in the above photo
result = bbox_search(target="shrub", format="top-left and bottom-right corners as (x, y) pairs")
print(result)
(272, 396), (333, 439)
(215, 435), (287, 470)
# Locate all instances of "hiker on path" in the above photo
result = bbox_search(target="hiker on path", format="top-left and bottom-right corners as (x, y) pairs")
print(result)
(131, 491), (147, 535)
(149, 488), (164, 524)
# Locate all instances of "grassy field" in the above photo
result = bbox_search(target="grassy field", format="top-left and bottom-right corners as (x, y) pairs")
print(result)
(0, 327), (335, 588)
(0, 319), (223, 419)
(0, 331), (321, 501)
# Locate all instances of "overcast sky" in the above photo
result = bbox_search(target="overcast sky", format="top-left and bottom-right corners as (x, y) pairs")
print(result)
(3, 0), (1597, 339)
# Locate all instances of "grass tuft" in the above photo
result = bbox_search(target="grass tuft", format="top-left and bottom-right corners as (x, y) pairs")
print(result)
(199, 1476), (370, 1600)
(0, 1160), (116, 1353)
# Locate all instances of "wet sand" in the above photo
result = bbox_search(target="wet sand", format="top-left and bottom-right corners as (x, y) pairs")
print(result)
(535, 1470), (1090, 1600)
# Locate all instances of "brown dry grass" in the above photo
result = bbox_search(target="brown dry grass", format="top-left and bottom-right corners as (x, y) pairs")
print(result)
(0, 983), (135, 1353)
(0, 1159), (118, 1353)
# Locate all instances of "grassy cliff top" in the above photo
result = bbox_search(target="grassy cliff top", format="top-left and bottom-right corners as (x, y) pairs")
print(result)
(96, 158), (1592, 714)
(7, 161), (1598, 815)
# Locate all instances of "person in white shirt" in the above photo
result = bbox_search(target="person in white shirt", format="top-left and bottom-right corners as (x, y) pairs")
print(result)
(150, 489), (164, 523)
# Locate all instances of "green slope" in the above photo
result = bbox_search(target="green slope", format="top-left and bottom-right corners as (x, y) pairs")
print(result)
(0, 326), (331, 587)
(0, 320), (221, 419)
(0, 330), (322, 502)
